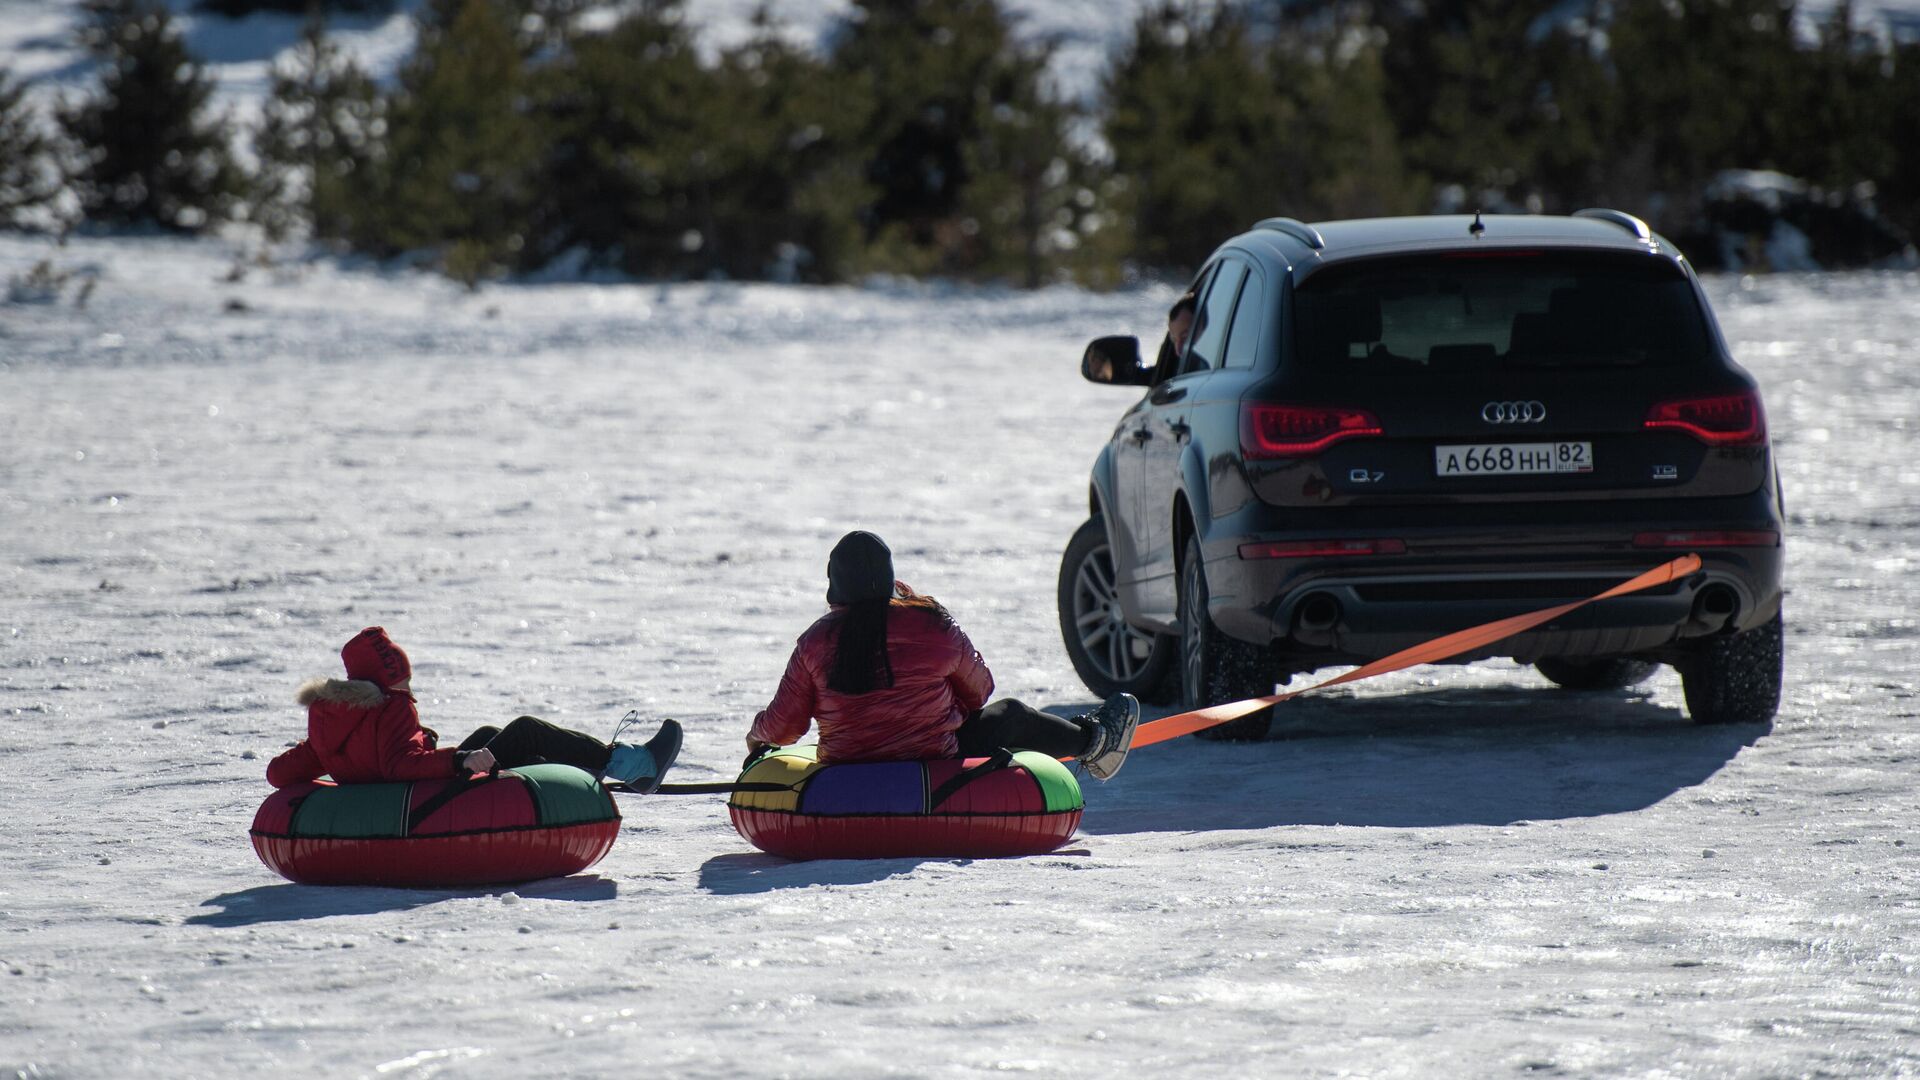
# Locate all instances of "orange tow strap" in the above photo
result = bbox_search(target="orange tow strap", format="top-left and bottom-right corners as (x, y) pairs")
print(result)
(1128, 552), (1704, 748)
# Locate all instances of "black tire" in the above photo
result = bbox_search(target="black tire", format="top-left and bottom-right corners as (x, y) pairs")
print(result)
(1179, 535), (1274, 741)
(1680, 610), (1784, 725)
(1535, 656), (1661, 690)
(1058, 516), (1179, 704)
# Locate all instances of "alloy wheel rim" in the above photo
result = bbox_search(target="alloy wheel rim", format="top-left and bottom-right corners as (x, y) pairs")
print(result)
(1073, 543), (1156, 682)
(1181, 558), (1206, 708)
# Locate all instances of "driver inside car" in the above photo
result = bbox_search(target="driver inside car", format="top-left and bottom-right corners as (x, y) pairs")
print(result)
(1150, 287), (1200, 383)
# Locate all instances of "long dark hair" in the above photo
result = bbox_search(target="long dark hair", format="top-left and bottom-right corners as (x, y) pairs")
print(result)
(826, 584), (951, 695)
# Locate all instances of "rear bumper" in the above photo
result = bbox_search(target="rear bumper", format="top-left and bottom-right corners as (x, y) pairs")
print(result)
(1201, 495), (1784, 666)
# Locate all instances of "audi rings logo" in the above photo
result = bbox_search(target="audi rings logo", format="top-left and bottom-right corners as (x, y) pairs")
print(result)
(1481, 400), (1547, 424)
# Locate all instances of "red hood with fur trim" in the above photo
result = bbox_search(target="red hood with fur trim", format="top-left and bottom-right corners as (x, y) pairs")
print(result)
(265, 677), (457, 787)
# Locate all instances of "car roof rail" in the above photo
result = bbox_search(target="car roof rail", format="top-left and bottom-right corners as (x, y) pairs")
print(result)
(1253, 217), (1326, 250)
(1573, 207), (1652, 241)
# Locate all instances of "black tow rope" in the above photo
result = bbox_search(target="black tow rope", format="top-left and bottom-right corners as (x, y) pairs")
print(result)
(647, 781), (798, 795)
(632, 745), (799, 794)
(634, 746), (1021, 803)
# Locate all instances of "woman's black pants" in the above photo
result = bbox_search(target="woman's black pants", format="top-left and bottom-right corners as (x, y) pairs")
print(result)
(459, 715), (612, 772)
(955, 698), (1093, 758)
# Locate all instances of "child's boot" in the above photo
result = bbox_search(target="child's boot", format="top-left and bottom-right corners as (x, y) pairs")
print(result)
(604, 719), (682, 793)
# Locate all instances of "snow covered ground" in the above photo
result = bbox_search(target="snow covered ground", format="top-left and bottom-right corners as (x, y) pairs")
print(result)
(3, 232), (1919, 1078)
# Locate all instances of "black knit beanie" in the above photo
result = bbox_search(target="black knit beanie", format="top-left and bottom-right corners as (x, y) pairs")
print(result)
(826, 531), (895, 605)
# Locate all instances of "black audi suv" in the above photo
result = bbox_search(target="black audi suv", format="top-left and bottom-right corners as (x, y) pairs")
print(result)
(1059, 211), (1784, 739)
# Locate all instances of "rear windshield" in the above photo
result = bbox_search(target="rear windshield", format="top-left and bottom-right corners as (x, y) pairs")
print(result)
(1292, 254), (1712, 374)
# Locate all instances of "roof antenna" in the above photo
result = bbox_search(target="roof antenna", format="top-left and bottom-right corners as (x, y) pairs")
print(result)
(1469, 209), (1486, 237)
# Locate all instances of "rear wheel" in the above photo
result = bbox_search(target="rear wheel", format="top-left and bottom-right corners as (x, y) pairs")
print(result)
(1535, 656), (1660, 690)
(1680, 610), (1784, 725)
(1179, 535), (1274, 741)
(1058, 516), (1178, 704)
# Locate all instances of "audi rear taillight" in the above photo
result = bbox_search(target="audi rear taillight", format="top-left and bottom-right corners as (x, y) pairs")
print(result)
(1241, 403), (1383, 458)
(1644, 391), (1766, 446)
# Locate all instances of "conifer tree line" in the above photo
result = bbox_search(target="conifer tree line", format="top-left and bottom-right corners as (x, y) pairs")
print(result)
(3, 0), (1917, 282)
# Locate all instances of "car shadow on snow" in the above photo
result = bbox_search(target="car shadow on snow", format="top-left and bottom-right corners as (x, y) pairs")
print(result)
(187, 873), (619, 927)
(696, 852), (945, 895)
(1061, 684), (1771, 834)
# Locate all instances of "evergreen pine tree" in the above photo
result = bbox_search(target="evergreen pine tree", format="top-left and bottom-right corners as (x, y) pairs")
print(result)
(829, 0), (1076, 277)
(951, 35), (1102, 285)
(252, 18), (383, 243)
(0, 68), (61, 228)
(1524, 9), (1623, 211)
(522, 0), (715, 276)
(1366, 0), (1559, 208)
(1883, 43), (1920, 243)
(195, 1), (394, 14)
(61, 0), (240, 232)
(370, 0), (539, 280)
(1607, 0), (1804, 202)
(1104, 3), (1287, 272)
(1266, 11), (1424, 221)
(700, 10), (871, 281)
(1789, 1), (1894, 189)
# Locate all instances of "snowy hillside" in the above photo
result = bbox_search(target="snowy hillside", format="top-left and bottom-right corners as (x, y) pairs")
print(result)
(3, 230), (1918, 1077)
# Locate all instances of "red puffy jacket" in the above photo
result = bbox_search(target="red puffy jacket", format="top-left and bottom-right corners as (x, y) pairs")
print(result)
(748, 602), (994, 763)
(266, 678), (458, 787)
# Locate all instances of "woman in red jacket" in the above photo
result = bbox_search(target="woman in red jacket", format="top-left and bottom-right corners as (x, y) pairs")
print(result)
(746, 532), (1140, 779)
(268, 626), (680, 791)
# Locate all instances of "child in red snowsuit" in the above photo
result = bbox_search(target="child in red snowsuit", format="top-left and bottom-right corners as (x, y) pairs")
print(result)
(267, 627), (679, 790)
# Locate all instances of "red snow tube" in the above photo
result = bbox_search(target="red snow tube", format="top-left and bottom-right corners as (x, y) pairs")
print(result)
(251, 764), (620, 887)
(728, 746), (1084, 860)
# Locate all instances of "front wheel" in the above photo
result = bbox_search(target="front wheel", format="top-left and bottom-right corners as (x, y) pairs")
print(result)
(1679, 610), (1784, 725)
(1179, 535), (1274, 741)
(1058, 516), (1178, 704)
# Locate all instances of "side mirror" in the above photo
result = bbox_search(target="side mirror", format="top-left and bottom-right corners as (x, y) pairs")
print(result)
(1082, 335), (1146, 385)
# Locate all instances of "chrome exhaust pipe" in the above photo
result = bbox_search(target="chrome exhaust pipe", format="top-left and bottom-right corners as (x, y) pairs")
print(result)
(1686, 584), (1738, 634)
(1292, 592), (1342, 645)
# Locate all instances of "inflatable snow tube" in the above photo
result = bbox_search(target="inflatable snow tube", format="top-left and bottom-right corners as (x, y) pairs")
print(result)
(251, 764), (620, 887)
(729, 745), (1084, 860)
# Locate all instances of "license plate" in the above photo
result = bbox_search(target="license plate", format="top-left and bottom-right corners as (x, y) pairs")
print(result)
(1435, 441), (1593, 476)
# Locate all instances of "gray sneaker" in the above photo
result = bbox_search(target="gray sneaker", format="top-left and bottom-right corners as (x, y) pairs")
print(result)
(1078, 693), (1141, 781)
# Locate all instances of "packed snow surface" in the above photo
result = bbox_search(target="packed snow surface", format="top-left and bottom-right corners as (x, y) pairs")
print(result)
(3, 233), (1919, 1078)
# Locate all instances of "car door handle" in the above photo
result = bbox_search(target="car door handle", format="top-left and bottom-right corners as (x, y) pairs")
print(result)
(1166, 419), (1190, 440)
(1152, 386), (1188, 405)
(1130, 427), (1153, 444)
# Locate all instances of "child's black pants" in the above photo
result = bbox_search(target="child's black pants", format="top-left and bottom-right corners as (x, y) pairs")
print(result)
(459, 715), (612, 772)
